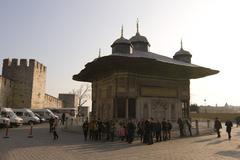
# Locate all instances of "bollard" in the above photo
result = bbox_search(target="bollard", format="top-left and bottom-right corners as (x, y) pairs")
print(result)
(195, 120), (199, 135)
(3, 125), (10, 138)
(207, 120), (210, 128)
(28, 123), (33, 138)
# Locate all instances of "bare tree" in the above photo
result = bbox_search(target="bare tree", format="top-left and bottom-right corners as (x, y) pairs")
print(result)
(70, 83), (91, 116)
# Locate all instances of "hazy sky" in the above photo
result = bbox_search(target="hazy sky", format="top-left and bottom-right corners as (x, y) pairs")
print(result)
(0, 0), (239, 106)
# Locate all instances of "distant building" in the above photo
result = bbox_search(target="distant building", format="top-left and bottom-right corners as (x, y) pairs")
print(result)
(58, 93), (79, 108)
(0, 58), (63, 109)
(199, 106), (240, 113)
(44, 94), (63, 109)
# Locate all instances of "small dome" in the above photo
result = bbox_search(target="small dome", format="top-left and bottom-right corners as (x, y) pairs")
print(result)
(130, 32), (150, 46)
(173, 40), (192, 63)
(174, 48), (192, 57)
(111, 37), (131, 47)
(111, 26), (131, 54)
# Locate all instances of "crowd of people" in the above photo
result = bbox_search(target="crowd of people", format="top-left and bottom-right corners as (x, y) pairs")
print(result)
(49, 113), (235, 142)
(81, 117), (193, 145)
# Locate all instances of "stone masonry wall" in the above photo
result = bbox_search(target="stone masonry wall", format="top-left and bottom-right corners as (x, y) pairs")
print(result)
(0, 76), (13, 107)
(44, 94), (63, 109)
(2, 59), (35, 108)
(31, 60), (46, 108)
(58, 94), (79, 108)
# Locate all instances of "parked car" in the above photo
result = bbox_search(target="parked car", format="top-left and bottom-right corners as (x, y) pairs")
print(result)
(13, 109), (40, 124)
(0, 108), (23, 127)
(0, 114), (10, 128)
(32, 109), (58, 121)
(34, 113), (46, 123)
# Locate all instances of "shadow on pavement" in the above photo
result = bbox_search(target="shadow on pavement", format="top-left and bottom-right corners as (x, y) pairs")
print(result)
(234, 131), (240, 137)
(192, 137), (216, 143)
(216, 150), (240, 158)
(0, 125), (148, 153)
(62, 140), (144, 153)
(207, 139), (228, 145)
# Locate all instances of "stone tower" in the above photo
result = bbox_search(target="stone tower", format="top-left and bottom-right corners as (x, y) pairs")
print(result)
(2, 58), (46, 109)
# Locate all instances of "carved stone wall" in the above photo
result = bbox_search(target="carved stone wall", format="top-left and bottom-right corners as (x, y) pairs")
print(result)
(93, 72), (189, 121)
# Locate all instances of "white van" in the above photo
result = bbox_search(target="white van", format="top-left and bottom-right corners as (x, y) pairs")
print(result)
(13, 109), (40, 124)
(31, 109), (57, 120)
(0, 108), (23, 127)
(0, 114), (10, 128)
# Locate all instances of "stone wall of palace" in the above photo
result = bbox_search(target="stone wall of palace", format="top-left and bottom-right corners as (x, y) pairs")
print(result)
(1, 58), (63, 109)
(0, 76), (13, 107)
(2, 59), (47, 108)
(44, 94), (63, 109)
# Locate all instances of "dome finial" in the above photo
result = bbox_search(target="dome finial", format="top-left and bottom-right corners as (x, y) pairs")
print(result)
(137, 18), (139, 33)
(181, 38), (183, 49)
(98, 48), (101, 58)
(121, 25), (123, 38)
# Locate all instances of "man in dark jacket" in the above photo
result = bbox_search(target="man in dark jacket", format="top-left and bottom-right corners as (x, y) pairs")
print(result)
(225, 120), (233, 140)
(49, 117), (54, 133)
(166, 120), (172, 140)
(185, 119), (192, 136)
(214, 117), (222, 138)
(61, 113), (66, 125)
(143, 120), (153, 145)
(127, 120), (136, 143)
(177, 118), (184, 137)
(162, 118), (168, 141)
(97, 119), (103, 140)
(155, 120), (162, 142)
(82, 120), (89, 141)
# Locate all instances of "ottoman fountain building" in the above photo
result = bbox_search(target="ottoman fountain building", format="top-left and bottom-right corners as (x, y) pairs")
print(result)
(73, 24), (219, 121)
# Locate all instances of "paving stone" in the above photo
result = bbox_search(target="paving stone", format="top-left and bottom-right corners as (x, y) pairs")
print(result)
(0, 124), (240, 160)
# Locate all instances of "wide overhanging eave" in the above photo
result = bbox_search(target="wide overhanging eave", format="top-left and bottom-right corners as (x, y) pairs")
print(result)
(72, 56), (219, 81)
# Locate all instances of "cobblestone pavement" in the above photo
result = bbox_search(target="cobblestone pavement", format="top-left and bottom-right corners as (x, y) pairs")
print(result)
(1, 124), (240, 160)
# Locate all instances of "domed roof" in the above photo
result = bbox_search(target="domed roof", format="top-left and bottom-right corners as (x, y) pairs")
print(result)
(111, 26), (131, 47)
(130, 19), (150, 46)
(174, 48), (192, 56)
(130, 32), (150, 46)
(111, 37), (131, 47)
(174, 40), (192, 57)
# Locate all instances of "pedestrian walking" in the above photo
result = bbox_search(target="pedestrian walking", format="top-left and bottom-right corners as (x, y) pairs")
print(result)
(155, 120), (162, 142)
(185, 119), (192, 136)
(53, 117), (59, 140)
(177, 118), (184, 137)
(49, 117), (54, 133)
(110, 120), (116, 142)
(82, 120), (89, 141)
(162, 118), (168, 141)
(225, 120), (233, 140)
(143, 120), (153, 145)
(214, 117), (222, 138)
(97, 119), (103, 140)
(61, 113), (66, 125)
(127, 120), (136, 144)
(137, 120), (144, 142)
(117, 122), (125, 141)
(166, 120), (172, 140)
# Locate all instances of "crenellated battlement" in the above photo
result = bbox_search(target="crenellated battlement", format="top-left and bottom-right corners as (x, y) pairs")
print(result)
(1, 58), (48, 109)
(3, 58), (46, 72)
